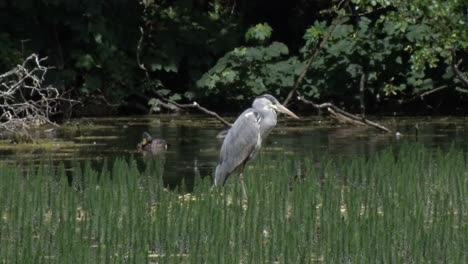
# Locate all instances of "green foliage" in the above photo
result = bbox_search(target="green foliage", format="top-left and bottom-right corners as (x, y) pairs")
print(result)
(245, 23), (273, 45)
(303, 21), (327, 48)
(196, 0), (466, 110)
(0, 0), (243, 109)
(0, 33), (22, 72)
(197, 42), (303, 103)
(0, 0), (466, 113)
(300, 17), (407, 103)
(0, 0), (141, 105)
(141, 0), (242, 101)
(351, 0), (468, 87)
(296, 0), (467, 108)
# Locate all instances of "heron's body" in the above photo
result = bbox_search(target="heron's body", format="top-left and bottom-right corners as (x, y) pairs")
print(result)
(214, 95), (298, 200)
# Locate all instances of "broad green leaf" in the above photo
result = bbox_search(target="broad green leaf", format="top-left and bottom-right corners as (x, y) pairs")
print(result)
(406, 24), (430, 42)
(346, 64), (362, 78)
(156, 89), (171, 96)
(169, 93), (182, 101)
(245, 23), (273, 44)
(75, 54), (95, 71)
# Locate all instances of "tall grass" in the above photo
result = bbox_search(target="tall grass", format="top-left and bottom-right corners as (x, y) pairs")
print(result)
(0, 144), (466, 263)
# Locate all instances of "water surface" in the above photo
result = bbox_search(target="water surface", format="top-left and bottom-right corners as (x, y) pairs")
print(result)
(1, 115), (467, 189)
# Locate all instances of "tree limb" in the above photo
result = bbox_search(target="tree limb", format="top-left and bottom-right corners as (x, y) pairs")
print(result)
(359, 72), (366, 117)
(283, 16), (346, 106)
(297, 94), (393, 133)
(162, 99), (232, 127)
(419, 85), (449, 98)
(398, 50), (466, 105)
(136, 27), (150, 80)
(452, 58), (468, 87)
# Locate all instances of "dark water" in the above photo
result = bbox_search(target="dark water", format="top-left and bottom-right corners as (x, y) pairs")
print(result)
(1, 115), (468, 190)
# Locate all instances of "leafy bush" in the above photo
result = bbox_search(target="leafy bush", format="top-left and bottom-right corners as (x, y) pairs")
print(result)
(197, 40), (303, 103)
(244, 23), (273, 45)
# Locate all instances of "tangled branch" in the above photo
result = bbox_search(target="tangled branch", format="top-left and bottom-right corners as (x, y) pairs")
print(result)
(0, 54), (77, 132)
(452, 60), (468, 88)
(297, 95), (394, 133)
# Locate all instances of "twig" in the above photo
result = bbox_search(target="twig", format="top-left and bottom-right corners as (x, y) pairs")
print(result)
(0, 54), (78, 132)
(346, 6), (388, 17)
(230, 0), (237, 16)
(164, 99), (232, 127)
(359, 72), (366, 117)
(451, 58), (468, 87)
(398, 85), (449, 105)
(400, 50), (467, 106)
(297, 95), (393, 133)
(283, 16), (346, 105)
(420, 85), (449, 98)
(137, 27), (150, 80)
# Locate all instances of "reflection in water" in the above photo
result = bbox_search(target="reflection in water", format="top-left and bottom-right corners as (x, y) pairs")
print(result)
(1, 115), (468, 191)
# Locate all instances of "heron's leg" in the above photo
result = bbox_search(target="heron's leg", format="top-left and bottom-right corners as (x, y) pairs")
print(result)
(239, 165), (248, 202)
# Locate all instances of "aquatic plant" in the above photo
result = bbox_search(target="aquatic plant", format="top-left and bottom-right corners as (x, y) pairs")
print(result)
(0, 144), (466, 263)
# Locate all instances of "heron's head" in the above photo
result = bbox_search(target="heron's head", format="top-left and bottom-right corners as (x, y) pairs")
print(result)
(254, 94), (299, 119)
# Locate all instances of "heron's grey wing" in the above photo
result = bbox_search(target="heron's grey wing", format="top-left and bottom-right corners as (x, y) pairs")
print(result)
(214, 109), (261, 186)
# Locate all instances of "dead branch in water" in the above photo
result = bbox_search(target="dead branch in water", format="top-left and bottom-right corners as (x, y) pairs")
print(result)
(297, 95), (393, 133)
(160, 98), (232, 127)
(0, 54), (78, 133)
(147, 95), (232, 128)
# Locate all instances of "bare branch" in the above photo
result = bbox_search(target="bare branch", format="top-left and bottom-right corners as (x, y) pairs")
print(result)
(359, 72), (366, 117)
(452, 59), (468, 87)
(297, 95), (393, 133)
(421, 85), (448, 97)
(0, 54), (78, 133)
(399, 49), (468, 106)
(164, 99), (232, 127)
(137, 27), (149, 76)
(455, 87), (468, 93)
(451, 48), (468, 88)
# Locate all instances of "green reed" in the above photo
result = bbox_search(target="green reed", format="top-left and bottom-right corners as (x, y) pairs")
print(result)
(0, 144), (466, 263)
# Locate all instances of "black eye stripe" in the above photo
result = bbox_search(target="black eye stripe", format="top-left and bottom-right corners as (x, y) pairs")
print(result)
(256, 94), (278, 104)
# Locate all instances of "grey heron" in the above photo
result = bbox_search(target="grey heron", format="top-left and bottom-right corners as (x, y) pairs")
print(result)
(214, 94), (299, 201)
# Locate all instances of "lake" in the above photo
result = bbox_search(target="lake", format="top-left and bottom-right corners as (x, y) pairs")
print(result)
(1, 115), (467, 190)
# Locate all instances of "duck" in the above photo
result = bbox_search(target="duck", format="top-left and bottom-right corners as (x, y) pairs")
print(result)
(137, 132), (167, 155)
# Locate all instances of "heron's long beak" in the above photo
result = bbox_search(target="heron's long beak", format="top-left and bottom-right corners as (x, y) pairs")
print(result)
(276, 104), (299, 119)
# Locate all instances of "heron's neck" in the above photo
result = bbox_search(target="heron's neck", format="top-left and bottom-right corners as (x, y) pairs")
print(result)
(256, 106), (277, 137)
(260, 106), (276, 121)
